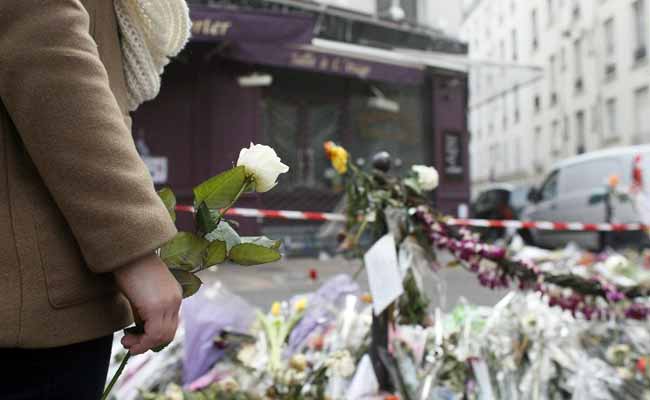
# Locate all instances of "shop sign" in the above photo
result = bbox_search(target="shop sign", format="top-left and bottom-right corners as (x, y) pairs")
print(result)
(289, 51), (372, 80)
(143, 157), (169, 184)
(443, 131), (464, 179)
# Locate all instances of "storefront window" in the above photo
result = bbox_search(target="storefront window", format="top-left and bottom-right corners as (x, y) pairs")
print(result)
(347, 82), (426, 172)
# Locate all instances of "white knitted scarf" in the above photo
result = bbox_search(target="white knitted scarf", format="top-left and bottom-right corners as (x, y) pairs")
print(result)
(114, 0), (192, 111)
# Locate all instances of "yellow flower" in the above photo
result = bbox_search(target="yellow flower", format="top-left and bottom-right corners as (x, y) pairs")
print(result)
(294, 297), (308, 313)
(324, 141), (349, 175)
(271, 302), (281, 317)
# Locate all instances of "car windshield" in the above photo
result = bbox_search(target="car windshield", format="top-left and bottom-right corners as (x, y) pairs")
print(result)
(510, 187), (529, 210)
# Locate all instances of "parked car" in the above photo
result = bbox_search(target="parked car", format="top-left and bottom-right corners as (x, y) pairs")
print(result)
(470, 184), (530, 240)
(522, 145), (650, 250)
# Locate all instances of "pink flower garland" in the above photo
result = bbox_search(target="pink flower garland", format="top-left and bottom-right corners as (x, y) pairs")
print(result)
(416, 208), (650, 320)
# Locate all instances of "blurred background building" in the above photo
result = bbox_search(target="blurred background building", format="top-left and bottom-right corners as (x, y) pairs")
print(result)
(135, 0), (470, 255)
(462, 0), (650, 193)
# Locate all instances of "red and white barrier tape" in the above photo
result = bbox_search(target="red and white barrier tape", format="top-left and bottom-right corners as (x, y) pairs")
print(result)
(445, 218), (648, 232)
(175, 205), (346, 222)
(175, 205), (647, 231)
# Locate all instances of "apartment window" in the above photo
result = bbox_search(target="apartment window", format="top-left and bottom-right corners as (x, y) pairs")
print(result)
(534, 94), (541, 113)
(511, 29), (518, 61)
(551, 120), (560, 157)
(635, 87), (650, 142)
(532, 9), (539, 51)
(604, 18), (617, 78)
(547, 0), (554, 26)
(573, 0), (581, 19)
(377, 0), (418, 23)
(514, 86), (520, 122)
(514, 137), (522, 171)
(576, 110), (586, 154)
(605, 98), (618, 138)
(534, 127), (543, 171)
(502, 95), (508, 129)
(633, 0), (647, 62)
(574, 37), (584, 93)
(560, 46), (567, 71)
(563, 115), (570, 156)
(549, 55), (557, 105)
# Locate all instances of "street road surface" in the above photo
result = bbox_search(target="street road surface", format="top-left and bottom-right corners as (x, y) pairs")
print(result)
(199, 257), (508, 311)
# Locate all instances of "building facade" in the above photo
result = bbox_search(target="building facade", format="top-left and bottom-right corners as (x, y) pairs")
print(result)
(134, 0), (470, 254)
(462, 0), (650, 193)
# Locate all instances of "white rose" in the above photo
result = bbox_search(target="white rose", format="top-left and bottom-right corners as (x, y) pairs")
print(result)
(412, 165), (439, 191)
(237, 143), (290, 192)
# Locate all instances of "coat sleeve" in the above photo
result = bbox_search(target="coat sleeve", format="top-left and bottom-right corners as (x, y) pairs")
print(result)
(0, 0), (178, 273)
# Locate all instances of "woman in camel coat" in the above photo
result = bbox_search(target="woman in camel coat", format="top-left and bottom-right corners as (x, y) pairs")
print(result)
(0, 1), (185, 398)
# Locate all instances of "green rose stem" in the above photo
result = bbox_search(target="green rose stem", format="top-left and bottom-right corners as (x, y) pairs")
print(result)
(101, 352), (132, 400)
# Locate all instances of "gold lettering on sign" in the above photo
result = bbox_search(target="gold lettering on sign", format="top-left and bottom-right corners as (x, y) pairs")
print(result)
(290, 52), (318, 68)
(319, 58), (330, 70)
(192, 19), (233, 37)
(331, 58), (341, 71)
(344, 61), (371, 79)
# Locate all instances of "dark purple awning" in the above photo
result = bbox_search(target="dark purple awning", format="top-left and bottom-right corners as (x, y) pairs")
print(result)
(225, 43), (424, 85)
(190, 6), (315, 45)
(190, 6), (424, 86)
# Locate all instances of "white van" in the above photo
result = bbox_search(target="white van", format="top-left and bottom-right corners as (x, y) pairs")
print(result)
(522, 145), (650, 250)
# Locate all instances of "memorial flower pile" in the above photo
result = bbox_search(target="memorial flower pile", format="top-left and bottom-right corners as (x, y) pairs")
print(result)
(108, 144), (650, 400)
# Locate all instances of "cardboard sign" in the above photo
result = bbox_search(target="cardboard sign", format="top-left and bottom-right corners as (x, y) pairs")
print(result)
(364, 234), (404, 315)
(143, 156), (168, 184)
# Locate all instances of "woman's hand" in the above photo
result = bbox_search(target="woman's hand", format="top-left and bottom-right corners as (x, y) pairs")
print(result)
(113, 254), (182, 355)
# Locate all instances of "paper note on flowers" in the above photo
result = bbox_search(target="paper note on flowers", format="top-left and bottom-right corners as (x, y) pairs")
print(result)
(364, 234), (404, 315)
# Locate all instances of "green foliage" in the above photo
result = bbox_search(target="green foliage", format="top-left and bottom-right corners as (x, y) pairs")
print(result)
(397, 270), (430, 326)
(240, 236), (281, 249)
(203, 240), (227, 268)
(170, 269), (203, 298)
(158, 187), (177, 222)
(196, 202), (219, 236)
(230, 243), (282, 266)
(206, 221), (242, 251)
(193, 166), (247, 209)
(160, 232), (209, 271)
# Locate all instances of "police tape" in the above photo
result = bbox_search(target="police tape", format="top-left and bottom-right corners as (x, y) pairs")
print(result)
(175, 205), (346, 222)
(175, 205), (647, 232)
(445, 218), (648, 232)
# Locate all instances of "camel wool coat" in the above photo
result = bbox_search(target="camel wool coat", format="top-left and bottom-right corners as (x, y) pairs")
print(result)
(0, 0), (178, 348)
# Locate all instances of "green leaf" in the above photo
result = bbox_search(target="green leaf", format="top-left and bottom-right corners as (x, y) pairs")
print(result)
(205, 221), (241, 251)
(157, 187), (177, 222)
(193, 166), (247, 209)
(240, 236), (282, 249)
(229, 243), (281, 266)
(170, 269), (203, 298)
(403, 177), (422, 194)
(203, 240), (227, 268)
(160, 232), (209, 270)
(196, 202), (219, 236)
